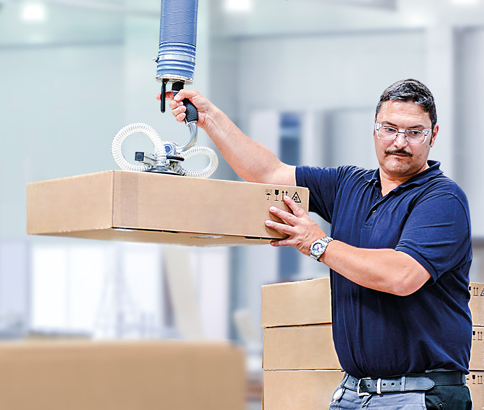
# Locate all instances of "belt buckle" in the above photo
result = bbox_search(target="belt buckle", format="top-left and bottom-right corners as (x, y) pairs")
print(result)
(357, 377), (382, 397)
(357, 378), (370, 397)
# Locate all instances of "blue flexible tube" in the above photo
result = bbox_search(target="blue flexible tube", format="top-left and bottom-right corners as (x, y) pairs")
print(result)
(156, 0), (198, 83)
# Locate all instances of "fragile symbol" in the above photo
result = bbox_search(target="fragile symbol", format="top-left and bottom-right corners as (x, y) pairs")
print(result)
(292, 192), (302, 203)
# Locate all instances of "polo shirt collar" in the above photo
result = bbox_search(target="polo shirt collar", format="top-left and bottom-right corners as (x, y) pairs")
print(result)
(363, 160), (443, 190)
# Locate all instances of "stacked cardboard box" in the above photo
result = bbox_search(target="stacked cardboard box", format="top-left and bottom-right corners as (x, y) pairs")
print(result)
(261, 278), (342, 410)
(261, 278), (484, 410)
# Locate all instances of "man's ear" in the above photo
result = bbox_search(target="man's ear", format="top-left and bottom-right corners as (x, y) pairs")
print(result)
(430, 124), (439, 147)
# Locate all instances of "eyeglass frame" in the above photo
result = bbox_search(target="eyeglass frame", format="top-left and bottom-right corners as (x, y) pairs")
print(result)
(374, 121), (433, 144)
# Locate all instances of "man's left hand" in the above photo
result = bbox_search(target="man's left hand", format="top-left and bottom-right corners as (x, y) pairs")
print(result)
(265, 196), (327, 256)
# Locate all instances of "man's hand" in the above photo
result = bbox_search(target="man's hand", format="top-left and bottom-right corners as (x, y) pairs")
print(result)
(266, 195), (327, 256)
(156, 89), (210, 129)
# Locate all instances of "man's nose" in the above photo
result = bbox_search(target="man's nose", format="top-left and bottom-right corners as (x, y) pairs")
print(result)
(393, 132), (409, 148)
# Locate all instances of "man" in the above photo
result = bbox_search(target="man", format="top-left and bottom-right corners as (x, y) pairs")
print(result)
(164, 79), (473, 409)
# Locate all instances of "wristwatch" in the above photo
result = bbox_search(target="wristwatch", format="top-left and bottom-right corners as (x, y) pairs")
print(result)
(309, 237), (333, 261)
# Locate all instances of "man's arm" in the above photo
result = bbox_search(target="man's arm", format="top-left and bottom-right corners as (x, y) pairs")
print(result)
(165, 89), (296, 186)
(320, 242), (431, 296)
(267, 196), (431, 297)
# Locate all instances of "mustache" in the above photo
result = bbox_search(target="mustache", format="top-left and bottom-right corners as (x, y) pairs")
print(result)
(385, 149), (413, 157)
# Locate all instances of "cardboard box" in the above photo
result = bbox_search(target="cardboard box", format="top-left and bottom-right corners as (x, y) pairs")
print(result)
(261, 278), (482, 328)
(263, 324), (340, 370)
(261, 277), (331, 327)
(472, 327), (484, 371)
(0, 340), (245, 410)
(26, 171), (309, 246)
(470, 283), (484, 326)
(263, 370), (344, 410)
(467, 371), (484, 410)
(263, 323), (480, 372)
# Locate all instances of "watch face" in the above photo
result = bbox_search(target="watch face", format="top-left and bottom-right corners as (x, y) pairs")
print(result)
(310, 237), (332, 260)
(312, 243), (324, 253)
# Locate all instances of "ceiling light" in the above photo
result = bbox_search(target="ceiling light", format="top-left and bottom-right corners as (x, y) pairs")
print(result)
(451, 0), (479, 4)
(21, 3), (47, 22)
(225, 0), (252, 13)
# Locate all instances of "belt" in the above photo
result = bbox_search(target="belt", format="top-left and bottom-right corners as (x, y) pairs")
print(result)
(344, 371), (466, 397)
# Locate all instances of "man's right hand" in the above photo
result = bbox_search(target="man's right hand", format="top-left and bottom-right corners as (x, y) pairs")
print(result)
(156, 89), (210, 129)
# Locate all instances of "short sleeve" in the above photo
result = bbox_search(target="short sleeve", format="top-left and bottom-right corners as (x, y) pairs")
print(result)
(296, 165), (338, 223)
(296, 165), (365, 224)
(395, 191), (472, 282)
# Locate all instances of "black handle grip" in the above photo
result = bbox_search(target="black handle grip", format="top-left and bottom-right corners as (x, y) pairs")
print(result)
(182, 98), (198, 123)
(172, 81), (198, 124)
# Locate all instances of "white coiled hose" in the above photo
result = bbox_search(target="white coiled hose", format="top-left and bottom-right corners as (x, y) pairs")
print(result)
(177, 145), (219, 178)
(112, 123), (166, 172)
(112, 122), (218, 178)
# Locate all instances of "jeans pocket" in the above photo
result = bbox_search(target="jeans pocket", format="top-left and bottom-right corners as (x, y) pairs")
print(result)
(425, 385), (472, 410)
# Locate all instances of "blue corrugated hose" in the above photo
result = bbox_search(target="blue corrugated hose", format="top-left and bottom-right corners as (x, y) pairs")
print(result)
(156, 0), (198, 84)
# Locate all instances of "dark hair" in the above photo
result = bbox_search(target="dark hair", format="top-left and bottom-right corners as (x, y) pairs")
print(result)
(375, 79), (437, 128)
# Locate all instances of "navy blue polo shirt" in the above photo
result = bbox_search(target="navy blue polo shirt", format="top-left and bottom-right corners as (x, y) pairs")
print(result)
(296, 160), (473, 379)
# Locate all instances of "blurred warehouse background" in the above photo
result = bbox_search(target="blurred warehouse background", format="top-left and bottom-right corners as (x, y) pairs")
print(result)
(1, 0), (484, 406)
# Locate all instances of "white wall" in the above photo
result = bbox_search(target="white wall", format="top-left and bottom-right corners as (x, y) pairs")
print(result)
(456, 27), (484, 238)
(238, 30), (426, 114)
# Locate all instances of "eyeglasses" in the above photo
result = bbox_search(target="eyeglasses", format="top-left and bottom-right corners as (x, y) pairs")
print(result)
(374, 122), (432, 144)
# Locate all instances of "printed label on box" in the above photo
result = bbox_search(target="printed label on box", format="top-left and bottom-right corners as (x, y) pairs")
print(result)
(469, 283), (484, 326)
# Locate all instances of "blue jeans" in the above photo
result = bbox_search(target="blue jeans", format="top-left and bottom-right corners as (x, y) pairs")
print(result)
(329, 374), (473, 409)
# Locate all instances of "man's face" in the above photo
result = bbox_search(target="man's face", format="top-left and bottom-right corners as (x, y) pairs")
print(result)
(374, 101), (438, 181)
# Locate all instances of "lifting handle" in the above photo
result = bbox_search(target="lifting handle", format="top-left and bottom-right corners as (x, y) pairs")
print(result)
(171, 81), (199, 124)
